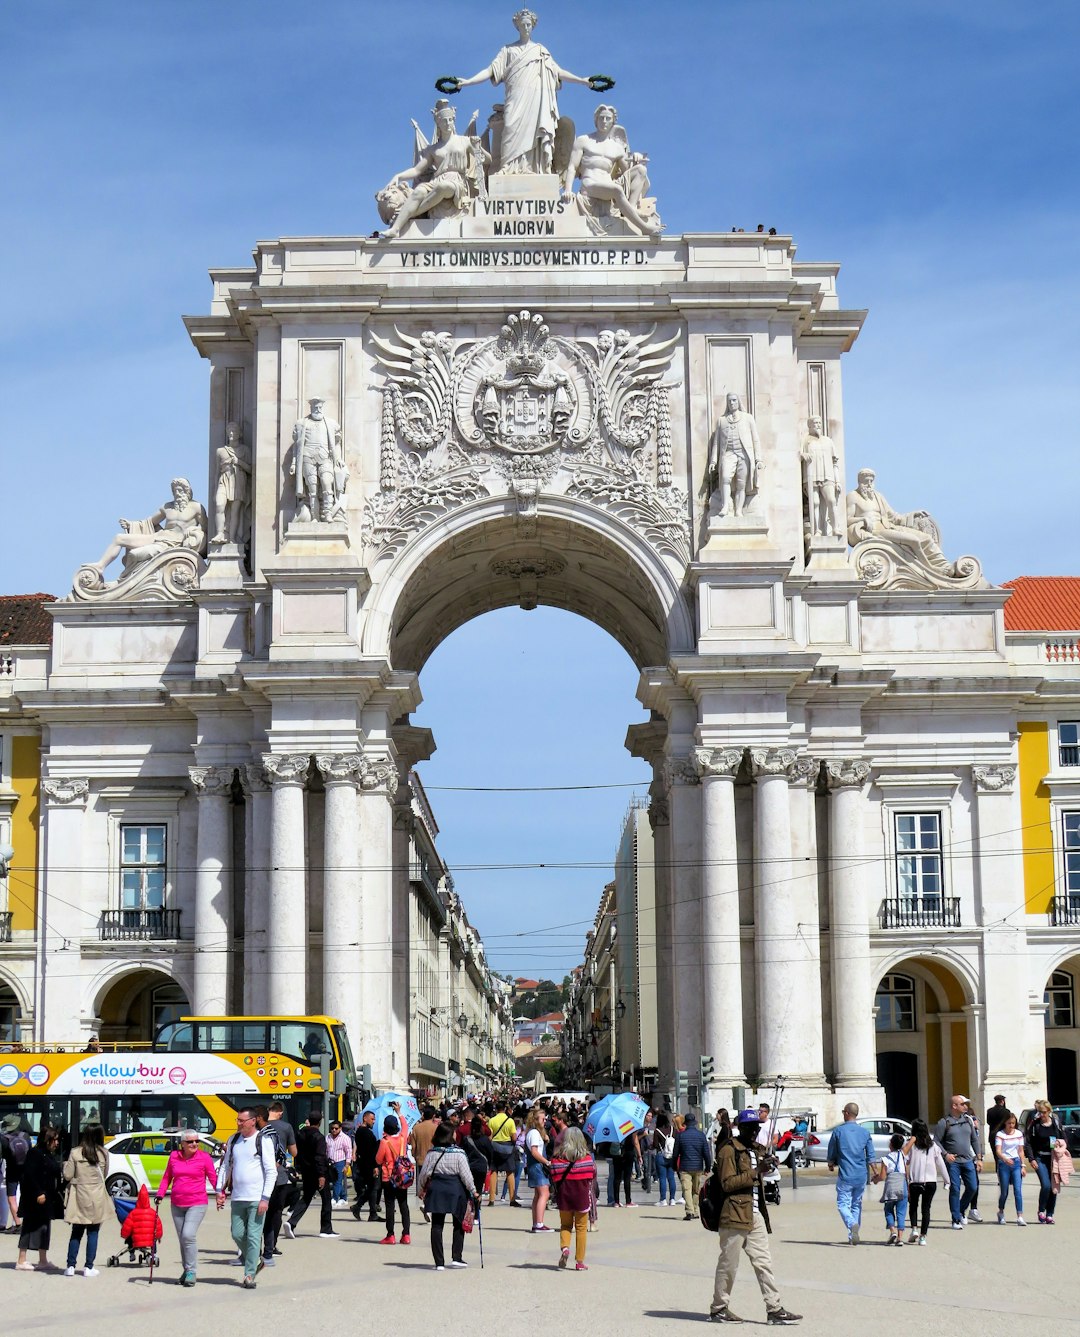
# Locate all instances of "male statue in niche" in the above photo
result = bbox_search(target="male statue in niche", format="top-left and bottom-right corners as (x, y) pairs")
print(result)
(290, 398), (346, 523)
(708, 392), (764, 518)
(800, 415), (841, 538)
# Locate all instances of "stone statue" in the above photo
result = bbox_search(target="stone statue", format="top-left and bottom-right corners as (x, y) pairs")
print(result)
(87, 477), (208, 577)
(562, 105), (661, 238)
(378, 100), (489, 238)
(800, 415), (841, 537)
(707, 392), (764, 517)
(445, 9), (596, 175)
(846, 467), (987, 591)
(212, 421), (252, 544)
(290, 398), (346, 523)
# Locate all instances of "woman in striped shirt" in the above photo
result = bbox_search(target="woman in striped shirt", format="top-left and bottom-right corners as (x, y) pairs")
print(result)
(549, 1127), (595, 1271)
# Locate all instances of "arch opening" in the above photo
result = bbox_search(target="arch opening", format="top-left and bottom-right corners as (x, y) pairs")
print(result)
(95, 968), (189, 1045)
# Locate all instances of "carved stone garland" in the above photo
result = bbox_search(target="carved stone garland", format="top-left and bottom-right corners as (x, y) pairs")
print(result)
(363, 310), (689, 563)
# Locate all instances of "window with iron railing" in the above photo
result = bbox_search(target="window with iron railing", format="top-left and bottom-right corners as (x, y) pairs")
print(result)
(894, 812), (944, 916)
(1060, 722), (1080, 767)
(120, 823), (167, 923)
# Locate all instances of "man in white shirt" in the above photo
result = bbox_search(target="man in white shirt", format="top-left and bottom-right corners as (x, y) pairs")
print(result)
(216, 1108), (277, 1289)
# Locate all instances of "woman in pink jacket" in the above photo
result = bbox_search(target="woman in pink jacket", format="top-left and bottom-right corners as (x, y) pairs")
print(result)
(155, 1129), (219, 1286)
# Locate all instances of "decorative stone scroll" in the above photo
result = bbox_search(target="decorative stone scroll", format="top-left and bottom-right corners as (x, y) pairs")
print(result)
(693, 746), (744, 779)
(189, 766), (235, 797)
(823, 758), (871, 790)
(357, 754), (399, 796)
(42, 777), (89, 806)
(315, 753), (366, 786)
(261, 754), (311, 787)
(846, 468), (987, 593)
(662, 753), (701, 789)
(972, 764), (1016, 794)
(365, 309), (687, 562)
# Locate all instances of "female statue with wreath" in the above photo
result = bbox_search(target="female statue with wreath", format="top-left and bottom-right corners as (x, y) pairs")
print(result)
(377, 100), (490, 239)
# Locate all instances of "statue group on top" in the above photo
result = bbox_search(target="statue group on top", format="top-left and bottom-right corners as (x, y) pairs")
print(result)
(376, 10), (661, 240)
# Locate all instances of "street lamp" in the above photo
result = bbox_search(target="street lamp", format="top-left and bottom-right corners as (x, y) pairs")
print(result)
(0, 843), (14, 878)
(457, 1012), (468, 1033)
(615, 997), (627, 1020)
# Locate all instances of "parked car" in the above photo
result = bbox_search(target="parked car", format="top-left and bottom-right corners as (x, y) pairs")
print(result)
(103, 1129), (223, 1199)
(806, 1116), (913, 1164)
(1018, 1106), (1080, 1156)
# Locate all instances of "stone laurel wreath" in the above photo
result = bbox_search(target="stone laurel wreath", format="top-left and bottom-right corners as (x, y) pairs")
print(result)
(434, 73), (615, 94)
(363, 312), (688, 562)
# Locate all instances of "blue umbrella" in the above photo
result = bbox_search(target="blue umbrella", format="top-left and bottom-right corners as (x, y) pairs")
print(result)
(584, 1092), (649, 1144)
(363, 1091), (421, 1134)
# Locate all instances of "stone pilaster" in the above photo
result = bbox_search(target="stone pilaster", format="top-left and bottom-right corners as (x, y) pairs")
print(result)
(356, 751), (400, 1086)
(241, 762), (271, 1014)
(262, 753), (310, 1016)
(189, 765), (235, 1014)
(314, 752), (364, 1048)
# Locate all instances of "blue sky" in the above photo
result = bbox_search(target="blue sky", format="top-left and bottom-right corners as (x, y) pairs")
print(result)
(2, 1), (1077, 978)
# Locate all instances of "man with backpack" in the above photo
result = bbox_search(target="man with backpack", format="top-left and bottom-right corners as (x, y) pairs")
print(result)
(255, 1103), (298, 1266)
(1, 1113), (31, 1233)
(706, 1108), (802, 1325)
(215, 1107), (278, 1289)
(285, 1110), (338, 1239)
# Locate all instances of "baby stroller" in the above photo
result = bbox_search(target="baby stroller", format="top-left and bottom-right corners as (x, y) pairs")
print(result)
(106, 1194), (161, 1269)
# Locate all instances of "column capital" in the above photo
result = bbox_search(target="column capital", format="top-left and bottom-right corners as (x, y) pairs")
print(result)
(663, 753), (700, 788)
(972, 764), (1016, 794)
(648, 796), (670, 829)
(240, 762), (271, 795)
(315, 752), (366, 787)
(747, 747), (797, 780)
(790, 755), (822, 789)
(189, 765), (235, 797)
(357, 753), (399, 796)
(693, 745), (743, 779)
(824, 758), (871, 790)
(42, 776), (89, 807)
(261, 753), (310, 787)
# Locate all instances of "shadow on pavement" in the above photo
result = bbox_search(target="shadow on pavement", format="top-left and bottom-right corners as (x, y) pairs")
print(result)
(642, 1311), (713, 1324)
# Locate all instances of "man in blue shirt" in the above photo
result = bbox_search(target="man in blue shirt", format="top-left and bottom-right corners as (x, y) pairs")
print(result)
(826, 1102), (874, 1244)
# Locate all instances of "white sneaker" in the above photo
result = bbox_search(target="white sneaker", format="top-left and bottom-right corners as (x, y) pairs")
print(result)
(675, 1197), (685, 1205)
(656, 1199), (668, 1207)
(64, 1266), (75, 1277)
(917, 1234), (927, 1245)
(282, 1223), (296, 1240)
(997, 1210), (1005, 1224)
(1016, 1216), (1027, 1227)
(318, 1232), (341, 1239)
(849, 1223), (860, 1245)
(967, 1209), (982, 1223)
(448, 1259), (468, 1268)
(951, 1220), (964, 1230)
(83, 1267), (100, 1277)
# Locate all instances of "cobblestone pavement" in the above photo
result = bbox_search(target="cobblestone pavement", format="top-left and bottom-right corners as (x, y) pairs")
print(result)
(4, 1173), (1079, 1336)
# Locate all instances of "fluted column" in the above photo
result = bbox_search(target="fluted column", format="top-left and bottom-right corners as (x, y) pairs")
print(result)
(787, 756), (826, 1083)
(693, 746), (746, 1090)
(242, 763), (272, 1013)
(357, 752), (399, 1086)
(825, 759), (877, 1084)
(665, 752), (703, 1078)
(263, 753), (310, 1015)
(648, 778), (674, 1092)
(748, 747), (797, 1084)
(189, 766), (234, 1014)
(315, 753), (363, 1046)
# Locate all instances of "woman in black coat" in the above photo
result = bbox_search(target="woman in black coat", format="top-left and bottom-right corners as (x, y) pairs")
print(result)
(16, 1128), (63, 1272)
(461, 1117), (493, 1199)
(416, 1122), (479, 1270)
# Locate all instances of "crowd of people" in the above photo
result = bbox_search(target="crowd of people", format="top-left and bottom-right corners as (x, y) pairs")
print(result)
(0, 1089), (1072, 1322)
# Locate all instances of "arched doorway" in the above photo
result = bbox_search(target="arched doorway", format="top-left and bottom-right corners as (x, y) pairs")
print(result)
(1044, 956), (1080, 1105)
(96, 969), (189, 1044)
(875, 956), (974, 1121)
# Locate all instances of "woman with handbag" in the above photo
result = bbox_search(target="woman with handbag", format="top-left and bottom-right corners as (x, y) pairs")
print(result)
(549, 1126), (595, 1271)
(902, 1118), (947, 1244)
(15, 1126), (63, 1272)
(375, 1114), (412, 1245)
(879, 1132), (909, 1245)
(653, 1112), (678, 1207)
(416, 1121), (479, 1271)
(63, 1126), (110, 1276)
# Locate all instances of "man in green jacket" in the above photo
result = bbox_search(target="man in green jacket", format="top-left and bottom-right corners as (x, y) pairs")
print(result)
(708, 1109), (801, 1325)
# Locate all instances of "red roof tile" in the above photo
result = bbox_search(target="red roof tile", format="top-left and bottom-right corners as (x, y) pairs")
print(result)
(0, 594), (56, 647)
(1002, 578), (1080, 633)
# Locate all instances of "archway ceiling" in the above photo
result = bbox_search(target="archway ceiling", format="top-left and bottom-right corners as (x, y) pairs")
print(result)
(389, 516), (674, 673)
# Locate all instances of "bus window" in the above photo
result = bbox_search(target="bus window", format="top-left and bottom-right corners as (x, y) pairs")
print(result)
(154, 1021), (192, 1051)
(197, 1023), (237, 1052)
(272, 1022), (330, 1065)
(99, 1095), (213, 1135)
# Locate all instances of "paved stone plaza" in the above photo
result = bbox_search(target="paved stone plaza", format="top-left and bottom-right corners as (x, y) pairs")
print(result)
(4, 1172), (1078, 1335)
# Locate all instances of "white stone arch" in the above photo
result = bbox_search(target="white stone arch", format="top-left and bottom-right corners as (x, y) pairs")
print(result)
(872, 945), (980, 1009)
(1030, 941), (1080, 996)
(86, 959), (193, 1029)
(361, 493), (696, 673)
(0, 963), (34, 1016)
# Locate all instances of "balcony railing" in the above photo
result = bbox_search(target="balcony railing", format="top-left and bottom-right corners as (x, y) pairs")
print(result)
(99, 909), (181, 941)
(1050, 896), (1080, 926)
(0, 912), (12, 942)
(410, 861), (441, 898)
(879, 897), (961, 929)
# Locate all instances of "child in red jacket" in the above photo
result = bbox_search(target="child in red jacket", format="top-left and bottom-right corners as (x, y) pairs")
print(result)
(121, 1184), (164, 1252)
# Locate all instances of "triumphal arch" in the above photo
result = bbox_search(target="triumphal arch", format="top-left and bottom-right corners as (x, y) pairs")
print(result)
(39, 14), (1037, 1118)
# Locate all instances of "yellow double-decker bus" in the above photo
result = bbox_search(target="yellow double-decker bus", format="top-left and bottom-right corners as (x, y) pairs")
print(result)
(0, 1014), (359, 1140)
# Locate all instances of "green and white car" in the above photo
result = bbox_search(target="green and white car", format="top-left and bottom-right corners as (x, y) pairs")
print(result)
(103, 1130), (224, 1200)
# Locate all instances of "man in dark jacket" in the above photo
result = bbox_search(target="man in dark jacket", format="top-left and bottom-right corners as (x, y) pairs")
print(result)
(709, 1109), (801, 1325)
(285, 1111), (336, 1238)
(351, 1110), (382, 1222)
(674, 1112), (713, 1220)
(985, 1094), (1012, 1163)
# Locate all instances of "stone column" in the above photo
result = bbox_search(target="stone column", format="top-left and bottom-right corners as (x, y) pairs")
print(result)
(825, 759), (878, 1085)
(39, 778), (89, 1041)
(693, 746), (746, 1092)
(263, 753), (310, 1016)
(748, 748), (798, 1084)
(665, 753), (703, 1078)
(786, 757), (826, 1084)
(357, 753), (399, 1086)
(315, 753), (363, 1046)
(242, 763), (272, 1014)
(189, 766), (235, 1015)
(648, 779), (674, 1092)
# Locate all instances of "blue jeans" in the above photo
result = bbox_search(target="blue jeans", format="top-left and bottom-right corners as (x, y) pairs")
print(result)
(884, 1192), (908, 1232)
(1033, 1157), (1057, 1217)
(66, 1222), (100, 1269)
(836, 1179), (865, 1233)
(331, 1160), (347, 1202)
(996, 1159), (1023, 1214)
(655, 1153), (677, 1201)
(947, 1159), (978, 1223)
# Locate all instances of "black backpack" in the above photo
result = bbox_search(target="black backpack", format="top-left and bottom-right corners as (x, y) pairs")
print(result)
(4, 1130), (31, 1167)
(699, 1169), (725, 1231)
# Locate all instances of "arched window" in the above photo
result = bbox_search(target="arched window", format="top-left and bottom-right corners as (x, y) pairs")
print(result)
(151, 983), (188, 1036)
(1045, 971), (1075, 1029)
(875, 973), (916, 1032)
(0, 982), (20, 1045)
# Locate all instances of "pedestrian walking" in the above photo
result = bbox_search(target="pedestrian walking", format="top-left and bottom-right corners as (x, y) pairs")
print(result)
(155, 1127), (218, 1285)
(550, 1126), (594, 1271)
(611, 1129), (640, 1207)
(15, 1126), (62, 1272)
(902, 1119), (947, 1244)
(256, 1101), (298, 1265)
(985, 1094), (1012, 1165)
(375, 1113), (413, 1245)
(287, 1110), (337, 1238)
(639, 1109), (655, 1197)
(487, 1100), (518, 1206)
(416, 1121), (479, 1270)
(215, 1107), (277, 1289)
(826, 1102), (874, 1244)
(933, 1094), (983, 1229)
(708, 1108), (801, 1325)
(673, 1112), (713, 1220)
(525, 1105), (553, 1233)
(351, 1109), (382, 1222)
(2, 1112), (31, 1234)
(1025, 1099), (1066, 1224)
(326, 1118), (353, 1206)
(994, 1113), (1027, 1225)
(653, 1112), (678, 1206)
(62, 1126), (110, 1277)
(879, 1133), (909, 1245)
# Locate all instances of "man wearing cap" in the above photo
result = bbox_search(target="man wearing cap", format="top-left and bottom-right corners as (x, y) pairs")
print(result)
(933, 1094), (983, 1228)
(708, 1108), (801, 1325)
(290, 398), (344, 522)
(985, 1094), (1012, 1165)
(673, 1112), (713, 1220)
(826, 1102), (874, 1244)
